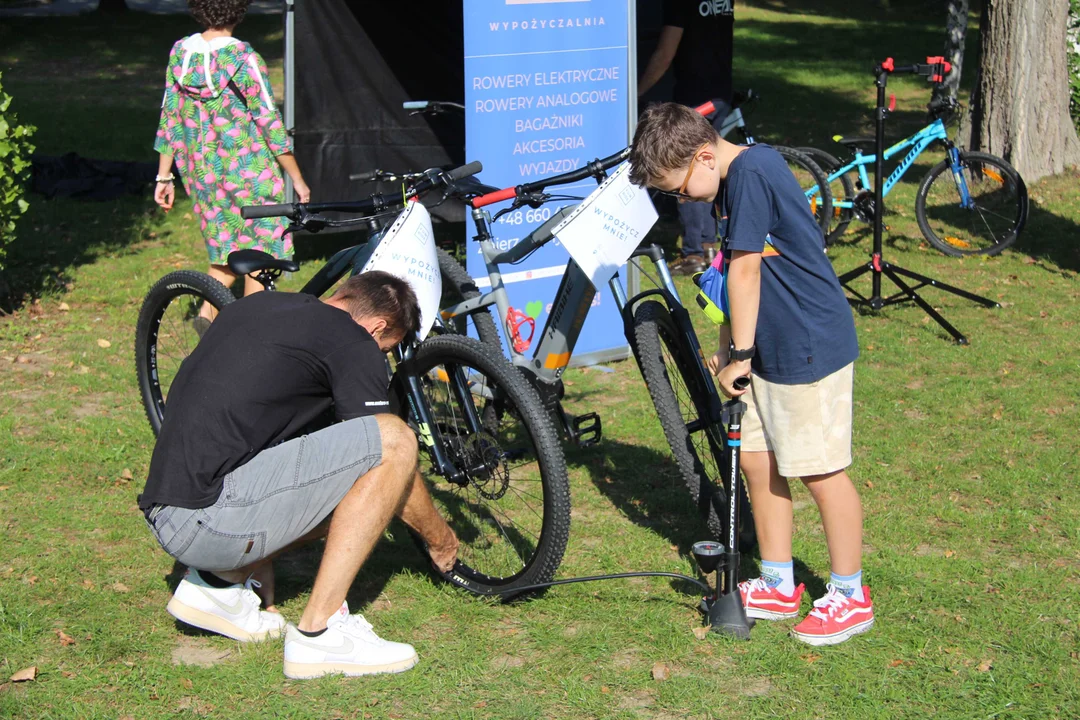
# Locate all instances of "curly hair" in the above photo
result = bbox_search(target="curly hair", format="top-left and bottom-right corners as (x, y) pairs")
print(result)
(188, 0), (250, 29)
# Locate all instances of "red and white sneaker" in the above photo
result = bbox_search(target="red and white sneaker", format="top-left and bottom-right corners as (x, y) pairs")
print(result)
(738, 578), (805, 620)
(791, 584), (874, 646)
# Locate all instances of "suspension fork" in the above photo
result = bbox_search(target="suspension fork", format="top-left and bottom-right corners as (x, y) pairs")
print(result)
(946, 143), (973, 208)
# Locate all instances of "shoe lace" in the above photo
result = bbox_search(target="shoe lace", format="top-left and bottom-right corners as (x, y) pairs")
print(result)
(808, 584), (850, 621)
(743, 577), (771, 594)
(340, 613), (380, 641)
(242, 577), (264, 609)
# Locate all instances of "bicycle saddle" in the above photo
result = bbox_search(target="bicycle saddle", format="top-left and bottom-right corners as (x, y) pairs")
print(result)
(227, 249), (300, 276)
(832, 135), (878, 151)
(448, 174), (501, 199)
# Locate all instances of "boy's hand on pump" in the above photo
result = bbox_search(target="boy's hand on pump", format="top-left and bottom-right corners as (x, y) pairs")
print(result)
(716, 359), (751, 398)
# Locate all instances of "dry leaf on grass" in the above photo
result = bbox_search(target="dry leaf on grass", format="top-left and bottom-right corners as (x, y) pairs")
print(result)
(801, 653), (822, 664)
(10, 667), (36, 682)
(600, 686), (611, 694)
(58, 303), (70, 312)
(473, 701), (487, 708)
(944, 550), (956, 558)
(651, 662), (670, 681)
(61, 671), (76, 679)
(55, 629), (76, 646)
(977, 660), (993, 672)
(120, 468), (134, 481)
(888, 659), (905, 668)
(81, 579), (94, 590)
(112, 583), (130, 593)
(180, 677), (193, 690)
(96, 339), (111, 349)
(692, 626), (710, 640)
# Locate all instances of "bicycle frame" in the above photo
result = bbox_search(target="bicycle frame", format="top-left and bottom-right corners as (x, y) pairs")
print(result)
(826, 118), (971, 210)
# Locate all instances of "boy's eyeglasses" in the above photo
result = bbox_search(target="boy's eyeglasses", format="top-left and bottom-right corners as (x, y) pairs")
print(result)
(652, 144), (708, 202)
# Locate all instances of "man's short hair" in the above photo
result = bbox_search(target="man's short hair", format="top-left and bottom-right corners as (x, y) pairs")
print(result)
(628, 103), (720, 187)
(330, 271), (422, 340)
(188, 0), (250, 29)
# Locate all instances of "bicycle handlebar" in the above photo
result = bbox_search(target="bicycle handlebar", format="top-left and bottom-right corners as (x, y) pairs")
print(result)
(240, 161), (483, 222)
(470, 101), (714, 209)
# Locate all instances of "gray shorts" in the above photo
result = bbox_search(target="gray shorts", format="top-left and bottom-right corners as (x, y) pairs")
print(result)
(147, 416), (383, 572)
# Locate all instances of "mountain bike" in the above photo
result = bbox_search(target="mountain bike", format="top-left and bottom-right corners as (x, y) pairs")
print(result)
(432, 151), (755, 548)
(134, 163), (571, 596)
(798, 95), (1028, 255)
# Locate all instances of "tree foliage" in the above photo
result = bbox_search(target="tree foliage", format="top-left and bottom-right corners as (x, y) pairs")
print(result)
(0, 72), (36, 271)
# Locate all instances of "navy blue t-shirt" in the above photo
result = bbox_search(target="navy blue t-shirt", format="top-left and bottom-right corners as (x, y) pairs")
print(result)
(718, 144), (858, 384)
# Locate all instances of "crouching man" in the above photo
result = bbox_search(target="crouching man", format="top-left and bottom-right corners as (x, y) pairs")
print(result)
(139, 271), (459, 678)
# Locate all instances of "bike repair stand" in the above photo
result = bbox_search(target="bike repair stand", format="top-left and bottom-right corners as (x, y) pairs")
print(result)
(693, 397), (754, 640)
(836, 57), (1000, 345)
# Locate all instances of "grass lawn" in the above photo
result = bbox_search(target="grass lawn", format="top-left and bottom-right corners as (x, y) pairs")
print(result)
(1, 2), (1079, 718)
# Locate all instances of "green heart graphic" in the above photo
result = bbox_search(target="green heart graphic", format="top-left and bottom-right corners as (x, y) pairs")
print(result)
(525, 300), (544, 319)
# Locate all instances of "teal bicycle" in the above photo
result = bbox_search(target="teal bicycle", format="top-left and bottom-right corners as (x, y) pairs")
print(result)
(801, 95), (1028, 256)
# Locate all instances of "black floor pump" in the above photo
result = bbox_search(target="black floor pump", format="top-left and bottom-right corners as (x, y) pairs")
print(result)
(439, 398), (756, 640)
(835, 57), (999, 345)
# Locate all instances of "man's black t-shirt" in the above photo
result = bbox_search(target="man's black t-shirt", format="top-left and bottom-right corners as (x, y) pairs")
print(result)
(139, 292), (390, 511)
(663, 0), (735, 106)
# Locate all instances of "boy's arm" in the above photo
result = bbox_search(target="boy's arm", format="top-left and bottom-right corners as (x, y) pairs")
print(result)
(715, 250), (761, 396)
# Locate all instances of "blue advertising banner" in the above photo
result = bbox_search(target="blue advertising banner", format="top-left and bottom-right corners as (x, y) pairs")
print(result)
(463, 0), (634, 365)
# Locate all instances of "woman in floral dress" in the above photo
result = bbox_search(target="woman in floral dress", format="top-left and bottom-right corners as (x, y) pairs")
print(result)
(153, 0), (310, 316)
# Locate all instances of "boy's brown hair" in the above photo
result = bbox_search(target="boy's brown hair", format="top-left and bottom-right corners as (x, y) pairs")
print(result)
(628, 103), (720, 187)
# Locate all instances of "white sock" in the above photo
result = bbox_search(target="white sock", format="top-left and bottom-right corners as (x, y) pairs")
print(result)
(830, 570), (864, 602)
(760, 560), (795, 596)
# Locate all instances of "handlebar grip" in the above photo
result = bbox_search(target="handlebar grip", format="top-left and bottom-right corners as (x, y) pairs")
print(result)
(695, 101), (715, 116)
(472, 186), (517, 208)
(349, 170), (378, 182)
(733, 376), (751, 391)
(447, 161), (483, 182)
(241, 203), (296, 220)
(402, 101), (428, 110)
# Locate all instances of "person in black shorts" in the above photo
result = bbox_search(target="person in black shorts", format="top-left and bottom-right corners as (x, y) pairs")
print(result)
(639, 0), (736, 274)
(139, 271), (459, 679)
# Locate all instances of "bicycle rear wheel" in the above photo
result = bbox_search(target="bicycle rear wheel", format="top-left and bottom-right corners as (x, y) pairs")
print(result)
(796, 146), (857, 245)
(915, 150), (1028, 256)
(437, 247), (502, 350)
(630, 300), (755, 549)
(775, 146), (833, 236)
(403, 334), (570, 597)
(135, 271), (235, 435)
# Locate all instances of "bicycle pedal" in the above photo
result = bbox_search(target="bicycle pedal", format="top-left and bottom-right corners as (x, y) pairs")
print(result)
(571, 412), (602, 447)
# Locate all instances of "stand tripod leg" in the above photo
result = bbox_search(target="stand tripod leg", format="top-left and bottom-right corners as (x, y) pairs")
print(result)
(885, 263), (1001, 309)
(881, 265), (968, 344)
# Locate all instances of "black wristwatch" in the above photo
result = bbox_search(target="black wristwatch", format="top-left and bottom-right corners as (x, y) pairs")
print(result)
(728, 341), (756, 362)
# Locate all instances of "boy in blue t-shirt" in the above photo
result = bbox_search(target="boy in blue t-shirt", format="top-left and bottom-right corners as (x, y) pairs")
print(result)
(629, 103), (873, 645)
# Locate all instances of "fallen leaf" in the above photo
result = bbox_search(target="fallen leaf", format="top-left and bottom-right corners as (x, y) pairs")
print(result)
(58, 302), (70, 312)
(992, 406), (1003, 421)
(282, 687), (298, 696)
(96, 339), (111, 349)
(367, 698), (379, 707)
(692, 626), (710, 640)
(10, 667), (36, 682)
(0, 487), (8, 492)
(112, 583), (130, 593)
(1022, 256), (1036, 264)
(801, 653), (822, 664)
(26, 576), (38, 586)
(944, 550), (956, 558)
(56, 629), (76, 646)
(582, 674), (593, 682)
(865, 481), (875, 489)
(601, 686), (611, 694)
(75, 365), (89, 374)
(473, 701), (487, 708)
(120, 468), (134, 481)
(651, 662), (670, 681)
(61, 671), (76, 679)
(888, 659), (905, 668)
(180, 677), (193, 690)
(977, 660), (993, 672)
(81, 579), (94, 590)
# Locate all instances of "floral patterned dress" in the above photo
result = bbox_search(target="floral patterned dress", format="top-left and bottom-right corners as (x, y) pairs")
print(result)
(154, 34), (293, 264)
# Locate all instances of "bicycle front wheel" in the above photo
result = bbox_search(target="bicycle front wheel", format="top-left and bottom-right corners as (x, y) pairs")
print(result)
(135, 271), (235, 435)
(404, 334), (570, 597)
(915, 150), (1028, 256)
(631, 301), (755, 549)
(775, 146), (833, 236)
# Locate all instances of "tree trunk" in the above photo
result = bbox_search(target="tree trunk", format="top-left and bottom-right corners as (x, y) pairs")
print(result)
(96, 0), (128, 13)
(933, 0), (969, 103)
(970, 0), (1080, 181)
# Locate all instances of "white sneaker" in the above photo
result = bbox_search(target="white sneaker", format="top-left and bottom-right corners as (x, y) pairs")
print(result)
(283, 602), (418, 679)
(166, 569), (286, 642)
